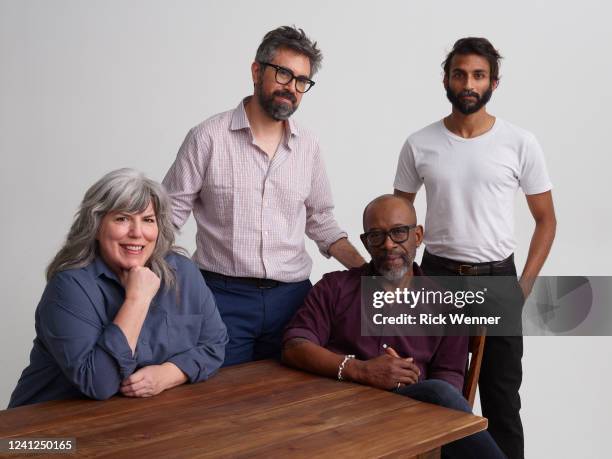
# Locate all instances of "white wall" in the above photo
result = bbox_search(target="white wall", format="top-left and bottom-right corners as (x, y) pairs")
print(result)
(1, 1), (610, 457)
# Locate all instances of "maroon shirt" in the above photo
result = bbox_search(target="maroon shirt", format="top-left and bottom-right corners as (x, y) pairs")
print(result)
(283, 263), (468, 391)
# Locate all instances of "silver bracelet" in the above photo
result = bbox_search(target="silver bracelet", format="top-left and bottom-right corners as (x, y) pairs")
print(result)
(337, 354), (355, 381)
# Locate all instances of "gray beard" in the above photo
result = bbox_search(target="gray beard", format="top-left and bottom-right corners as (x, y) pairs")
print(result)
(256, 83), (297, 121)
(378, 264), (410, 282)
(264, 102), (294, 121)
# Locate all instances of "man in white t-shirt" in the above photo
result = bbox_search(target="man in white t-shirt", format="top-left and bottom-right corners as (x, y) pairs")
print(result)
(394, 37), (556, 459)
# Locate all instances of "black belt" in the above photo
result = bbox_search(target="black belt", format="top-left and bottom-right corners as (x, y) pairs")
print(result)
(201, 270), (283, 289)
(423, 251), (515, 276)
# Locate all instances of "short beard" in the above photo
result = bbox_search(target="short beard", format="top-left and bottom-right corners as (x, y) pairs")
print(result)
(255, 80), (298, 121)
(373, 250), (414, 282)
(446, 84), (493, 115)
(379, 263), (410, 282)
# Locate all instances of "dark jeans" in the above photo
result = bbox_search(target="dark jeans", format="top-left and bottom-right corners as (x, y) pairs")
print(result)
(201, 271), (312, 367)
(421, 251), (523, 459)
(395, 380), (505, 459)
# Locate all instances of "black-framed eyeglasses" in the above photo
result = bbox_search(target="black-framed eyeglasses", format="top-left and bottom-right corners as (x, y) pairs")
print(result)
(259, 62), (315, 93)
(360, 225), (417, 247)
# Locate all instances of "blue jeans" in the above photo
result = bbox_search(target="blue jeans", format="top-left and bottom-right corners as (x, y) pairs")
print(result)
(395, 380), (506, 459)
(202, 272), (312, 366)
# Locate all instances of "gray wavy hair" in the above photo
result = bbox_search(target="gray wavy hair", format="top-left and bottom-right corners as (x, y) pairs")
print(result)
(255, 26), (323, 76)
(47, 168), (183, 289)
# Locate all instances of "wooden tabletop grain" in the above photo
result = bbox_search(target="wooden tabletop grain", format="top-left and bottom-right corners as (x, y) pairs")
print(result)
(0, 360), (487, 458)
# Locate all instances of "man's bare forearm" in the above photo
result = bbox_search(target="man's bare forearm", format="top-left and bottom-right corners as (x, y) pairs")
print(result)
(520, 217), (556, 296)
(520, 191), (557, 297)
(282, 339), (421, 390)
(282, 338), (363, 382)
(282, 338), (344, 378)
(393, 189), (417, 203)
(328, 238), (366, 268)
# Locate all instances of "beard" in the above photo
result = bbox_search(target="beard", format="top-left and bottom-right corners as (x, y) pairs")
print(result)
(255, 80), (298, 121)
(446, 83), (493, 115)
(373, 249), (414, 282)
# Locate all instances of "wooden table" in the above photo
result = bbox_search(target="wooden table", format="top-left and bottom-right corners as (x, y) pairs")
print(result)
(0, 360), (486, 458)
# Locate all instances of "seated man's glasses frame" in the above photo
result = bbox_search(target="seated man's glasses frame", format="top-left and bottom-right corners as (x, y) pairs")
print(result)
(360, 225), (417, 247)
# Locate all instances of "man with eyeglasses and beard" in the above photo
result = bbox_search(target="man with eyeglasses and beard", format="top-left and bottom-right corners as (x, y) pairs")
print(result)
(163, 26), (365, 368)
(394, 37), (557, 459)
(283, 194), (505, 459)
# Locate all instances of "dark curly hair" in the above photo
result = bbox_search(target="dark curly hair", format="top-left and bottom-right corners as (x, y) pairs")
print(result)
(255, 26), (323, 77)
(443, 37), (502, 82)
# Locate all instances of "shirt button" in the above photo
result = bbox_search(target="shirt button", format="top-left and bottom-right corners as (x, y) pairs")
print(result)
(264, 231), (269, 236)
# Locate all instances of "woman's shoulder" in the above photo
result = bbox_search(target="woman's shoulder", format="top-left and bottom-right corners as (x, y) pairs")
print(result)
(39, 263), (103, 318)
(165, 251), (203, 284)
(165, 251), (197, 271)
(46, 264), (97, 295)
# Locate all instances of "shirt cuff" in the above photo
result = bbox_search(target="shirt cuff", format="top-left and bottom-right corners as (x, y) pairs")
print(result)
(523, 183), (553, 195)
(318, 231), (349, 258)
(282, 328), (323, 347)
(167, 351), (206, 383)
(96, 323), (138, 380)
(393, 180), (421, 194)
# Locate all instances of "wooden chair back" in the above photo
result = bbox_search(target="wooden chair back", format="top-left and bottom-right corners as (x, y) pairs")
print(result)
(463, 334), (486, 407)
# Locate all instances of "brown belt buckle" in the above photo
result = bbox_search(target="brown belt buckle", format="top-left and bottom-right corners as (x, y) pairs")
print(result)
(458, 264), (476, 275)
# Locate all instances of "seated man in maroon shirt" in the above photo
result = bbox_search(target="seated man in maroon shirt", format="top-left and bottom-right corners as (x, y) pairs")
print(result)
(282, 194), (504, 459)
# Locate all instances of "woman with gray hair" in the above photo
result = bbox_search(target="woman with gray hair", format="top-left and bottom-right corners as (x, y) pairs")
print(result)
(8, 169), (228, 407)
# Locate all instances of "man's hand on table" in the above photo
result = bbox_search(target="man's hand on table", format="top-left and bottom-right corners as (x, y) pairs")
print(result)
(345, 351), (421, 391)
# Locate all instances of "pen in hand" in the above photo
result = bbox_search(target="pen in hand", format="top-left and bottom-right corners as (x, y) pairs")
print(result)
(383, 343), (420, 375)
(383, 343), (406, 359)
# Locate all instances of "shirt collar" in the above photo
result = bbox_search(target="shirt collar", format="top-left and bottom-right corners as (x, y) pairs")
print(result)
(363, 261), (423, 277)
(88, 255), (121, 284)
(87, 252), (178, 283)
(285, 117), (298, 150)
(230, 97), (251, 131)
(286, 114), (298, 138)
(231, 96), (300, 142)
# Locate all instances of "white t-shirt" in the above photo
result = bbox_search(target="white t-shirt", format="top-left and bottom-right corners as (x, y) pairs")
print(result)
(394, 118), (552, 263)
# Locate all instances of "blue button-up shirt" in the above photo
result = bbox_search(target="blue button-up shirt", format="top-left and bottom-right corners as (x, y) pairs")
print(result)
(9, 253), (228, 408)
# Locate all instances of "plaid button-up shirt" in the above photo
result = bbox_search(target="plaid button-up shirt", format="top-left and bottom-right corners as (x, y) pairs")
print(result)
(162, 98), (347, 282)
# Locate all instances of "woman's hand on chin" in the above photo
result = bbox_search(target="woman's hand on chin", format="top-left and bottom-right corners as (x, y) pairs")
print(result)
(121, 266), (160, 306)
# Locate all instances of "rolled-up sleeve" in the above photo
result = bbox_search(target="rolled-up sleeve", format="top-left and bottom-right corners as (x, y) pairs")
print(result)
(38, 275), (137, 400)
(304, 145), (347, 257)
(162, 127), (211, 229)
(283, 273), (336, 347)
(428, 336), (468, 392)
(96, 323), (139, 379)
(166, 258), (228, 382)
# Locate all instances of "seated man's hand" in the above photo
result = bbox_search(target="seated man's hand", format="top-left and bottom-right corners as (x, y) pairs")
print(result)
(347, 354), (421, 391)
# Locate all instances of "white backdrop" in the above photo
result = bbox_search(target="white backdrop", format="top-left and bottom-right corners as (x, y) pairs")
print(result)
(1, 1), (611, 457)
